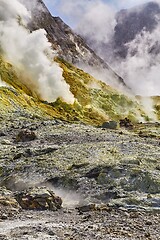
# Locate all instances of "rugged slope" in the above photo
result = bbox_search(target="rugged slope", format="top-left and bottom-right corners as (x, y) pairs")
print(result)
(0, 2), (159, 237)
(0, 56), (151, 125)
(27, 0), (125, 87)
(0, 0), (159, 122)
(0, 48), (159, 240)
(0, 118), (159, 239)
(0, 114), (159, 210)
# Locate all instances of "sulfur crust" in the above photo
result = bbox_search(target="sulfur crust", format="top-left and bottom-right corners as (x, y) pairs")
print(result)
(0, 56), (159, 124)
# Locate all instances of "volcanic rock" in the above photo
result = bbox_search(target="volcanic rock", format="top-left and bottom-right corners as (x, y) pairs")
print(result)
(27, 0), (125, 87)
(15, 186), (62, 211)
(101, 121), (118, 129)
(119, 118), (133, 129)
(0, 187), (21, 219)
(15, 130), (37, 142)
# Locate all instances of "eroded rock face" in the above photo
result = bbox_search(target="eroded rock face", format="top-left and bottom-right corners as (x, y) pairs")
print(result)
(82, 2), (160, 64)
(15, 187), (62, 211)
(29, 1), (110, 68)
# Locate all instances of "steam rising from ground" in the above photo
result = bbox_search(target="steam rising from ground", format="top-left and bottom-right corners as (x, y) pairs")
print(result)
(76, 1), (160, 97)
(114, 26), (160, 96)
(0, 76), (9, 87)
(5, 174), (82, 208)
(0, 0), (74, 103)
(47, 0), (159, 121)
(50, 0), (160, 98)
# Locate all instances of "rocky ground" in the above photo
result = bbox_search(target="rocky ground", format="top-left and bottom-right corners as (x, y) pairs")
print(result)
(0, 207), (159, 240)
(0, 116), (159, 239)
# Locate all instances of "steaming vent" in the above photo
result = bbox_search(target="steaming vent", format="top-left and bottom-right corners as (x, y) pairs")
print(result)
(0, 0), (74, 104)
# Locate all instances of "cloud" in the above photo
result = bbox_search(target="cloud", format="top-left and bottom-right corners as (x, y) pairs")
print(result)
(76, 1), (116, 45)
(115, 0), (150, 8)
(43, 0), (116, 28)
(0, 0), (74, 103)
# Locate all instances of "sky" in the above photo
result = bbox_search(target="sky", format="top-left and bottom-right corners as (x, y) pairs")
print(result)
(43, 0), (151, 27)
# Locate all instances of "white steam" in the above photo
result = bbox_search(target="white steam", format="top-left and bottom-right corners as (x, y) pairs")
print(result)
(114, 26), (160, 96)
(19, 0), (46, 13)
(0, 0), (29, 22)
(46, 0), (159, 121)
(50, 0), (160, 97)
(76, 1), (116, 53)
(0, 0), (74, 103)
(0, 76), (9, 87)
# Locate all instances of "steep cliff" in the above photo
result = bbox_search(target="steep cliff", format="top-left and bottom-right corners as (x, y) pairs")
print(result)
(26, 0), (125, 87)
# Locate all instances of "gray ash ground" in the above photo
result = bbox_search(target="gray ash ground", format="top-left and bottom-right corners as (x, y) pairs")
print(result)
(0, 117), (160, 239)
(0, 208), (159, 240)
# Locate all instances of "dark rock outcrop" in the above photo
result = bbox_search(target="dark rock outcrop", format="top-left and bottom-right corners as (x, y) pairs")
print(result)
(119, 118), (133, 129)
(15, 186), (62, 211)
(113, 1), (160, 58)
(15, 130), (37, 142)
(101, 121), (118, 129)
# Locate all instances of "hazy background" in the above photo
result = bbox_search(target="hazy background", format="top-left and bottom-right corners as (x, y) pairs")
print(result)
(0, 0), (75, 103)
(44, 0), (153, 27)
(44, 0), (160, 97)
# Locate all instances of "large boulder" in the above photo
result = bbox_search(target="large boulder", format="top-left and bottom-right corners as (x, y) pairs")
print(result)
(101, 121), (118, 130)
(15, 130), (37, 142)
(119, 118), (133, 129)
(15, 186), (62, 211)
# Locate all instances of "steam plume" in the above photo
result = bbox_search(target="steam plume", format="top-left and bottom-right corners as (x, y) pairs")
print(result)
(0, 76), (9, 87)
(51, 0), (160, 98)
(48, 0), (159, 121)
(0, 0), (74, 103)
(113, 30), (160, 96)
